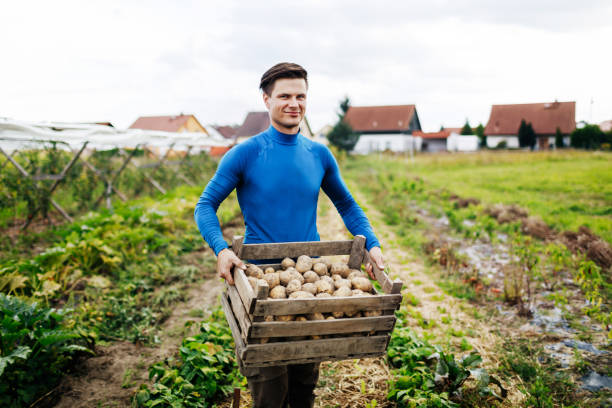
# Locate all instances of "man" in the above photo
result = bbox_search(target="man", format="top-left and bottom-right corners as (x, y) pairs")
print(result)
(194, 62), (384, 408)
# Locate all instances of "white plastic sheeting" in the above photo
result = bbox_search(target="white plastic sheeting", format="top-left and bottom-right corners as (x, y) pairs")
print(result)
(0, 118), (231, 153)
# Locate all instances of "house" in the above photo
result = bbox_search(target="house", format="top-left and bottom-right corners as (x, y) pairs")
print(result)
(484, 101), (575, 149)
(412, 130), (450, 152)
(234, 111), (313, 143)
(441, 127), (479, 152)
(343, 104), (422, 154)
(129, 114), (209, 134)
(599, 120), (612, 132)
(214, 125), (239, 139)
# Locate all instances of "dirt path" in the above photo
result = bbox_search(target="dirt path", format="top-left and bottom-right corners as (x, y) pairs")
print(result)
(52, 222), (244, 408)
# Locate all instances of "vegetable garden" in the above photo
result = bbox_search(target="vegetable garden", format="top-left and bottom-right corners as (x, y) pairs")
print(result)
(1, 148), (610, 407)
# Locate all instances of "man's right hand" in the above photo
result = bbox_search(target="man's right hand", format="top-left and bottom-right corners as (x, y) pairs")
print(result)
(217, 248), (246, 285)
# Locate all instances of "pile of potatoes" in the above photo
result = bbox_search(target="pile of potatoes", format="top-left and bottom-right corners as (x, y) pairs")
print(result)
(244, 255), (381, 322)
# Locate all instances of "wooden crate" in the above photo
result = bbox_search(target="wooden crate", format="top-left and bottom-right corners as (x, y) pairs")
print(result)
(221, 235), (403, 368)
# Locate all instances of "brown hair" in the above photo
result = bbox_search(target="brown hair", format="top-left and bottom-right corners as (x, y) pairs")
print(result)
(259, 62), (308, 95)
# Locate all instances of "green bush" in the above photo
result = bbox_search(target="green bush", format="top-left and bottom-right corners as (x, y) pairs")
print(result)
(133, 308), (243, 408)
(0, 294), (94, 407)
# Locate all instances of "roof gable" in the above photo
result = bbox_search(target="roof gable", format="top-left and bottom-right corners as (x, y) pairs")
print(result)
(129, 114), (197, 132)
(413, 130), (450, 139)
(344, 105), (416, 132)
(235, 112), (270, 137)
(484, 102), (576, 135)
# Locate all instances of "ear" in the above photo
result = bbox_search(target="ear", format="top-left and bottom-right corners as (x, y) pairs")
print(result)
(262, 92), (270, 110)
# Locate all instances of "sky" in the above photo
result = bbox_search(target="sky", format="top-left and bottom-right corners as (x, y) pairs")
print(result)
(1, 0), (611, 132)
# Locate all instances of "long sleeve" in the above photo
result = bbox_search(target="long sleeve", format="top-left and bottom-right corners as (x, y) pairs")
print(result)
(320, 149), (380, 250)
(194, 147), (243, 255)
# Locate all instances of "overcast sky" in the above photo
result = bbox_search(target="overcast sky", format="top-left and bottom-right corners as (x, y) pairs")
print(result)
(1, 0), (611, 132)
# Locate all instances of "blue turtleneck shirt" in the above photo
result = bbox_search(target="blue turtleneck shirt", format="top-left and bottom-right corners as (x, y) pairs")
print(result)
(194, 125), (380, 256)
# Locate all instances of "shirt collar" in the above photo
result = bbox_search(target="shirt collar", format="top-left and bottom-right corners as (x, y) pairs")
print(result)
(267, 125), (300, 145)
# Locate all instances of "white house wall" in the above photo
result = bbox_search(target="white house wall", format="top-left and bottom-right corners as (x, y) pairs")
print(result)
(447, 134), (479, 151)
(486, 135), (519, 148)
(352, 134), (422, 154)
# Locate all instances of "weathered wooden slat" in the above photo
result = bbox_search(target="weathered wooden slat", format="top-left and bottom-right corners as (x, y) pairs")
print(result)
(252, 294), (402, 316)
(250, 315), (395, 338)
(239, 239), (353, 260)
(242, 335), (389, 364)
(226, 283), (252, 340)
(254, 263), (283, 270)
(221, 294), (245, 353)
(242, 352), (385, 368)
(347, 235), (366, 269)
(364, 251), (403, 294)
(232, 236), (244, 258)
(255, 280), (269, 299)
(233, 267), (256, 313)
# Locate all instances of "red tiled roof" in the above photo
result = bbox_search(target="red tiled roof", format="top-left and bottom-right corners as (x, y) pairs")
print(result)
(413, 130), (450, 139)
(344, 105), (416, 132)
(129, 114), (193, 132)
(484, 102), (576, 136)
(235, 112), (270, 137)
(214, 125), (239, 139)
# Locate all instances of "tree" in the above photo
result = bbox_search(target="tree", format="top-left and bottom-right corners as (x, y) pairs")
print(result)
(475, 123), (486, 148)
(327, 97), (360, 152)
(460, 120), (472, 135)
(554, 127), (564, 148)
(518, 119), (536, 150)
(570, 124), (605, 150)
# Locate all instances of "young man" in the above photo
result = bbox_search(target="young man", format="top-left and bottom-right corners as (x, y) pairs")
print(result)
(194, 62), (384, 408)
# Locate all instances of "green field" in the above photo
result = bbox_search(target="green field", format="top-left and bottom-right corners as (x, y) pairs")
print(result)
(349, 150), (612, 244)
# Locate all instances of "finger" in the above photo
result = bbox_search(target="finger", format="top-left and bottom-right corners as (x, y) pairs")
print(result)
(224, 269), (235, 285)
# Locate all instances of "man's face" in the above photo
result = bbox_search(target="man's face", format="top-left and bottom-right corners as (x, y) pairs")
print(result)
(263, 78), (307, 134)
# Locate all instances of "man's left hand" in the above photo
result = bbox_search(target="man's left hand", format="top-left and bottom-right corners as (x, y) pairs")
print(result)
(365, 246), (385, 280)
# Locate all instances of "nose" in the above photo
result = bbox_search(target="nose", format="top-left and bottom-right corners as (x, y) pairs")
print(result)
(288, 98), (299, 109)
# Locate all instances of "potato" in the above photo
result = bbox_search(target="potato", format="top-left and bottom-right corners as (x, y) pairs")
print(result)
(264, 315), (275, 322)
(311, 335), (322, 340)
(295, 316), (308, 321)
(321, 275), (334, 286)
(334, 278), (351, 290)
(345, 309), (360, 318)
(303, 271), (319, 283)
(330, 263), (349, 278)
(295, 255), (313, 273)
(316, 292), (331, 298)
(352, 288), (364, 296)
(331, 274), (343, 281)
(247, 276), (258, 290)
(264, 267), (275, 274)
(279, 270), (293, 286)
(286, 279), (302, 295)
(321, 257), (332, 268)
(307, 312), (325, 320)
(363, 310), (382, 317)
(351, 277), (373, 293)
(348, 270), (367, 280)
(276, 315), (295, 322)
(269, 285), (287, 299)
(315, 280), (333, 295)
(313, 262), (328, 276)
(333, 286), (352, 297)
(263, 272), (280, 289)
(302, 282), (317, 295)
(289, 291), (314, 299)
(281, 257), (295, 269)
(289, 270), (305, 284)
(325, 315), (335, 320)
(246, 264), (264, 279)
(332, 311), (344, 318)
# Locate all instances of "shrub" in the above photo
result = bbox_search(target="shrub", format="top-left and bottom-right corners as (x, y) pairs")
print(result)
(0, 294), (94, 407)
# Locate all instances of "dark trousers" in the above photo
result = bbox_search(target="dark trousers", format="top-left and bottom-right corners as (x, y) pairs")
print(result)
(242, 363), (320, 408)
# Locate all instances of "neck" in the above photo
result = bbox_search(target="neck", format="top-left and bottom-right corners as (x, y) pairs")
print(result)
(267, 125), (299, 145)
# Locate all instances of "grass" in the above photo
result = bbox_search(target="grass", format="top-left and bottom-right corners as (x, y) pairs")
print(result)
(348, 150), (612, 244)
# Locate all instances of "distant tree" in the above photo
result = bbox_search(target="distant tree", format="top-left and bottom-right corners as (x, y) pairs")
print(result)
(518, 119), (536, 150)
(555, 127), (565, 148)
(475, 123), (486, 148)
(460, 120), (472, 135)
(327, 97), (360, 152)
(339, 96), (351, 115)
(570, 124), (605, 150)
